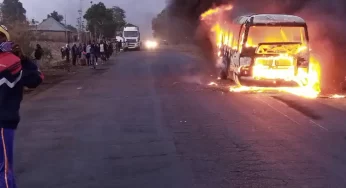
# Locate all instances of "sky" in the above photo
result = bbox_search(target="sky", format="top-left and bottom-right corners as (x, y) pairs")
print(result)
(20, 0), (166, 38)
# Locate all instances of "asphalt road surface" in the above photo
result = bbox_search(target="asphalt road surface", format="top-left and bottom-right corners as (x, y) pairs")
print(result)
(17, 48), (346, 188)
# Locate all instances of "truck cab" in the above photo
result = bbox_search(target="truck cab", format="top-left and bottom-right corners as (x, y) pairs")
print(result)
(122, 26), (141, 50)
(219, 14), (310, 85)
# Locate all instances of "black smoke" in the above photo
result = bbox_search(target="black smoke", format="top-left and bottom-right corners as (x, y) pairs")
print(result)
(166, 0), (346, 91)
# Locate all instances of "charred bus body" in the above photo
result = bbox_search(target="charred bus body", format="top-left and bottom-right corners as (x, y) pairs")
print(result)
(218, 14), (310, 85)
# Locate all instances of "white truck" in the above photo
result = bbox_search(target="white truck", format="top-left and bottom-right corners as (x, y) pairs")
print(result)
(122, 26), (141, 51)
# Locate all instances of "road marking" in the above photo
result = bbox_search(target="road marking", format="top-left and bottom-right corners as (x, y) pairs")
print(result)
(256, 96), (328, 131)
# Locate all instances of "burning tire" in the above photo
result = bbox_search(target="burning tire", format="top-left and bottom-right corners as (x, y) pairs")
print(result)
(219, 69), (228, 80)
(231, 72), (241, 86)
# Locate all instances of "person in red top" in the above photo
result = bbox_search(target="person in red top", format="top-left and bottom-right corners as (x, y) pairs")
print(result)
(0, 25), (43, 187)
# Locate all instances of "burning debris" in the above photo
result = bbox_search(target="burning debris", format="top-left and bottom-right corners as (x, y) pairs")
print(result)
(208, 82), (218, 86)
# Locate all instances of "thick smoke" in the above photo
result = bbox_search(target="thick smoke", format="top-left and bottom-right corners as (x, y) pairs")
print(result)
(167, 0), (346, 91)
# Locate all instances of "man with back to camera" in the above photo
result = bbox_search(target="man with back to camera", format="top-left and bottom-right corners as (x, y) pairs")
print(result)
(0, 25), (44, 187)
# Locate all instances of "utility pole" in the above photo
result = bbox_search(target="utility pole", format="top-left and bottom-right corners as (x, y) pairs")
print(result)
(78, 0), (85, 42)
(65, 13), (69, 44)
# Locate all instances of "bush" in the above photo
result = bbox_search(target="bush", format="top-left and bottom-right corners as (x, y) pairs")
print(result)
(42, 47), (53, 61)
(6, 21), (34, 56)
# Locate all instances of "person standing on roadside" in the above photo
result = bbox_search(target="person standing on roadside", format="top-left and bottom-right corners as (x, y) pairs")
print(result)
(65, 44), (70, 63)
(90, 41), (97, 66)
(0, 25), (44, 188)
(34, 44), (43, 67)
(108, 42), (113, 57)
(117, 39), (122, 53)
(65, 44), (71, 71)
(95, 42), (100, 63)
(86, 42), (91, 66)
(100, 41), (105, 61)
(78, 43), (83, 64)
(71, 44), (78, 66)
(60, 46), (65, 59)
(83, 43), (86, 53)
(104, 41), (109, 60)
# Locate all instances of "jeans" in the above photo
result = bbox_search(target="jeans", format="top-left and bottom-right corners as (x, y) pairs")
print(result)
(0, 128), (16, 188)
(86, 53), (91, 65)
(90, 54), (95, 65)
(35, 59), (41, 68)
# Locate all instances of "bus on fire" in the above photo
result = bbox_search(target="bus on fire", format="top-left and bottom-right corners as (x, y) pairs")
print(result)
(217, 14), (310, 86)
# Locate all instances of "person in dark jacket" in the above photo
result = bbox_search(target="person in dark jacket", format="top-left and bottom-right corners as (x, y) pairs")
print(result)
(78, 43), (83, 63)
(65, 44), (71, 71)
(0, 25), (43, 188)
(65, 44), (70, 62)
(95, 43), (100, 63)
(60, 46), (66, 59)
(71, 44), (78, 66)
(34, 44), (43, 67)
(108, 42), (113, 56)
(104, 42), (109, 60)
(90, 41), (97, 66)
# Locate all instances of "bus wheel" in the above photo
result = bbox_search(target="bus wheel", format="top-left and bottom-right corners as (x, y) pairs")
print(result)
(232, 72), (241, 86)
(219, 69), (228, 80)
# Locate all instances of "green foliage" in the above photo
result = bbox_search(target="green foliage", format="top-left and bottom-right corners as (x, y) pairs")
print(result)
(47, 11), (64, 22)
(83, 2), (127, 38)
(0, 0), (32, 55)
(152, 8), (169, 39)
(111, 6), (126, 30)
(0, 0), (26, 24)
(31, 19), (39, 25)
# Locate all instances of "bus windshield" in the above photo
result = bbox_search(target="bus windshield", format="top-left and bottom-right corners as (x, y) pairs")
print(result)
(246, 26), (307, 47)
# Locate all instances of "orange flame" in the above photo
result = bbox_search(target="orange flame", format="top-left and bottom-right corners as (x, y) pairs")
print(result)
(200, 5), (233, 20)
(200, 5), (335, 99)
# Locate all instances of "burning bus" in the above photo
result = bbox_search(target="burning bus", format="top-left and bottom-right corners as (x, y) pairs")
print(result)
(218, 14), (310, 86)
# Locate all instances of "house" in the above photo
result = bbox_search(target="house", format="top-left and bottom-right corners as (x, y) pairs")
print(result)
(31, 17), (77, 42)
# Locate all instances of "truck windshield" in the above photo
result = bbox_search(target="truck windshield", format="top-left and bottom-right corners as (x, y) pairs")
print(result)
(246, 26), (307, 47)
(124, 31), (138, 37)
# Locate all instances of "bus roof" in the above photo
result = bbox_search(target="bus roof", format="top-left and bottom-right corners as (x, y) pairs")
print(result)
(234, 14), (306, 26)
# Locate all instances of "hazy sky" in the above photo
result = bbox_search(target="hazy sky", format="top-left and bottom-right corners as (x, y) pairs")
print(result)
(20, 0), (166, 38)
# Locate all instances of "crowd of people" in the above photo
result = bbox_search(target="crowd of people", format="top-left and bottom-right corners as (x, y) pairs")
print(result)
(60, 39), (122, 68)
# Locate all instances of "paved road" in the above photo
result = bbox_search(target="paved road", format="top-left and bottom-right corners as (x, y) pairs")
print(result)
(16, 49), (346, 187)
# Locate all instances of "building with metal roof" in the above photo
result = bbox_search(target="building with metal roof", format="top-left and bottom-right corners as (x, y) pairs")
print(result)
(30, 17), (76, 42)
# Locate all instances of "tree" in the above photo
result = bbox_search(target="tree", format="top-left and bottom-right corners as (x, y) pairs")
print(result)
(31, 18), (39, 25)
(84, 3), (127, 39)
(47, 11), (64, 22)
(110, 6), (126, 31)
(84, 2), (111, 38)
(1, 0), (26, 23)
(152, 8), (169, 39)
